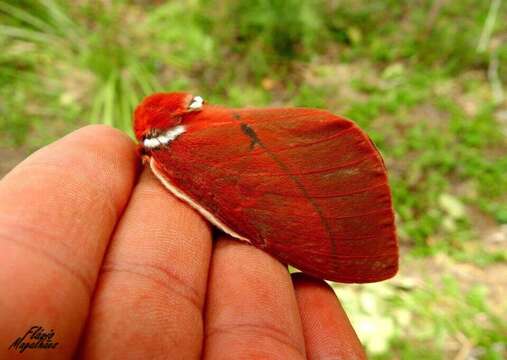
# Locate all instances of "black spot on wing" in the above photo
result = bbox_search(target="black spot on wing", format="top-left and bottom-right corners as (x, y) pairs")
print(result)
(240, 123), (261, 150)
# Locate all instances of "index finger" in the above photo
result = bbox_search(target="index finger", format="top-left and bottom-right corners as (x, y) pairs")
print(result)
(78, 168), (212, 359)
(0, 125), (138, 359)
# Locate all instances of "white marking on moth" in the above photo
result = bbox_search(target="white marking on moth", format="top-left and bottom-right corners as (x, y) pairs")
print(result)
(188, 96), (203, 110)
(154, 134), (168, 144)
(149, 157), (252, 244)
(143, 125), (186, 149)
(143, 138), (160, 148)
(164, 125), (186, 142)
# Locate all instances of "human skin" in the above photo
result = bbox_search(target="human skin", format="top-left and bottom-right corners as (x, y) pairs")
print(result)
(0, 125), (366, 359)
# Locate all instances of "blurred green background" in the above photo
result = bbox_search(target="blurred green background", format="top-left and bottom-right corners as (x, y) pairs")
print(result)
(1, 0), (506, 358)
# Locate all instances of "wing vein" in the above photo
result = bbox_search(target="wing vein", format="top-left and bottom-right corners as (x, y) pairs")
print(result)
(264, 182), (387, 199)
(247, 206), (393, 220)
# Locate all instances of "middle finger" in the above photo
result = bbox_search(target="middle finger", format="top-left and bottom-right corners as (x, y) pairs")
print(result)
(203, 237), (306, 359)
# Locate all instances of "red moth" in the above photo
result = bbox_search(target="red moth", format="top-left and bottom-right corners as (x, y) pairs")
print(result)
(134, 92), (398, 283)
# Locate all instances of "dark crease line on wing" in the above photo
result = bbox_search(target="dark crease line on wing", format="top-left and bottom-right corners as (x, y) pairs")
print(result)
(194, 111), (360, 168)
(239, 122), (337, 256)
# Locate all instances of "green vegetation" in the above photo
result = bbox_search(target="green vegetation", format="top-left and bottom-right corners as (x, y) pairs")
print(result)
(1, 1), (506, 358)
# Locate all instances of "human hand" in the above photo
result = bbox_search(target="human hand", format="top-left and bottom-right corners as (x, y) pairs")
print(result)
(0, 125), (366, 359)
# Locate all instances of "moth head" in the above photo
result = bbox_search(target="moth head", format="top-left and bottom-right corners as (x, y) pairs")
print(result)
(134, 92), (204, 141)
